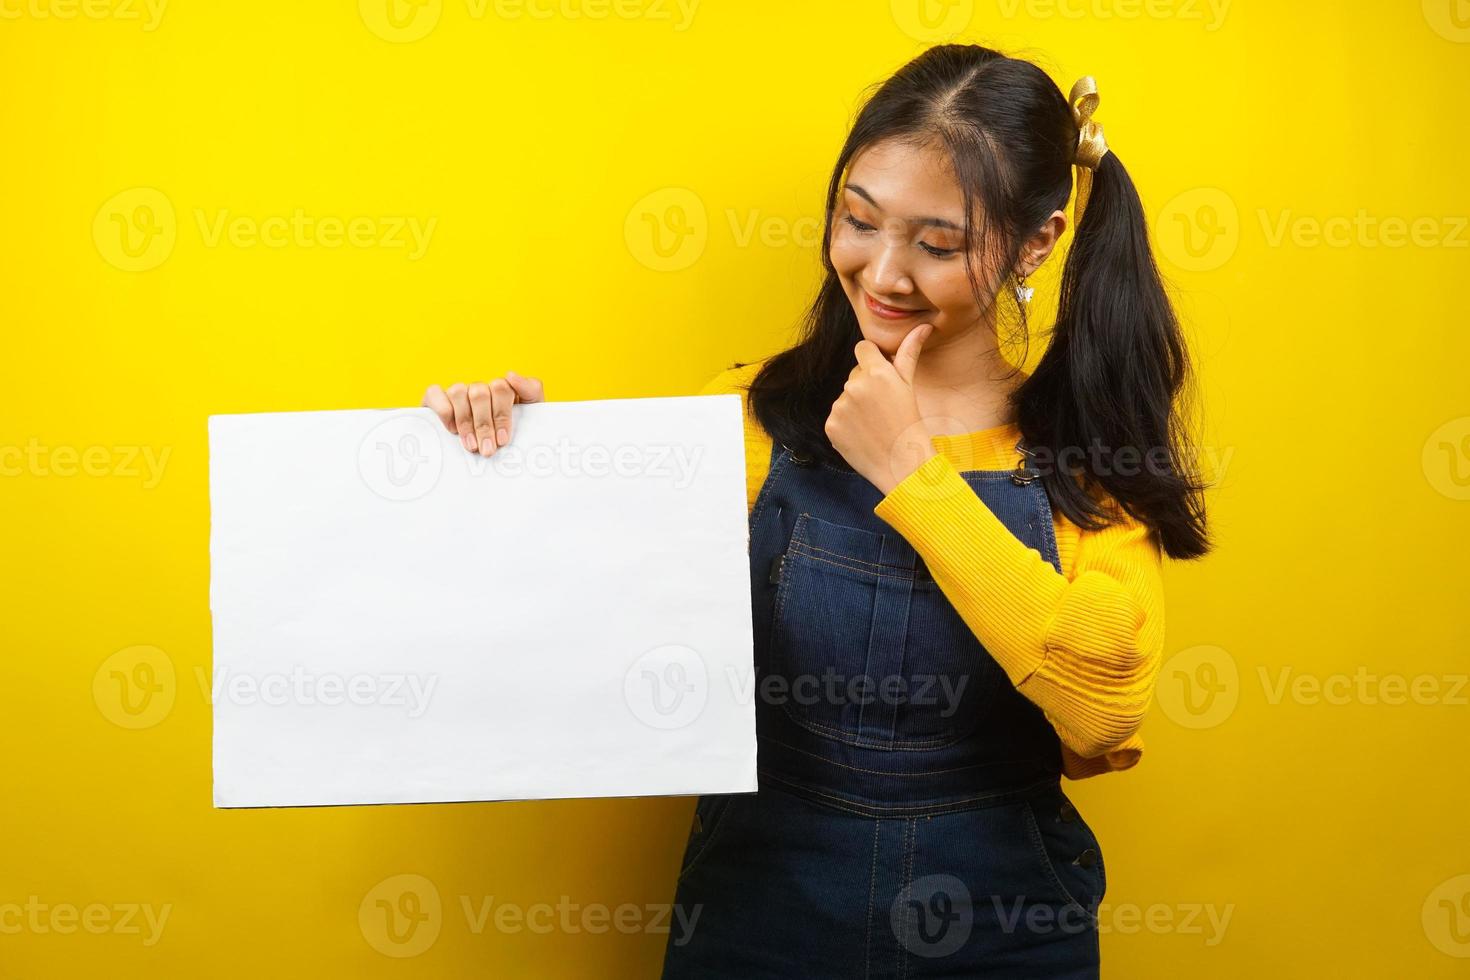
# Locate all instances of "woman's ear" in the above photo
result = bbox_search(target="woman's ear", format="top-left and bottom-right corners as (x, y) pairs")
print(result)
(1016, 209), (1069, 278)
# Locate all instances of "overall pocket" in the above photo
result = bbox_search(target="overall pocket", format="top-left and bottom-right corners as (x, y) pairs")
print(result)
(1021, 788), (1106, 924)
(768, 512), (1006, 748)
(677, 793), (737, 882)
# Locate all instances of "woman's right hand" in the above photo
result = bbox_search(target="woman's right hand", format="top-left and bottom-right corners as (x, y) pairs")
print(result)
(422, 371), (546, 456)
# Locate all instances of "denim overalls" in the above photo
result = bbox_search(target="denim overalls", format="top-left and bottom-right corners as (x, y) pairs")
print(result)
(661, 439), (1108, 979)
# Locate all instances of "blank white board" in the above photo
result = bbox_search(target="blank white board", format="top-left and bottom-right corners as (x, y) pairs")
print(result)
(208, 396), (756, 808)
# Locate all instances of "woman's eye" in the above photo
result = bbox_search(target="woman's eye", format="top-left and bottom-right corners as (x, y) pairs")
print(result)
(845, 213), (957, 258)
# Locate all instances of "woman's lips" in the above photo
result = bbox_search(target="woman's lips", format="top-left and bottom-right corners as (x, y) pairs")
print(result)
(863, 290), (927, 320)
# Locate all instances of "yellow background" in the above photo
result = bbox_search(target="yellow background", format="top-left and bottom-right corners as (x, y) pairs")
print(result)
(2, 0), (1468, 975)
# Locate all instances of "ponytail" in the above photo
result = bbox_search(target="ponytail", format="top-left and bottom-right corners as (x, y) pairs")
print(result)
(1014, 151), (1212, 559)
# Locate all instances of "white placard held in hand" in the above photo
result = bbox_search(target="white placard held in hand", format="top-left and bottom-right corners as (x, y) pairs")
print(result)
(208, 395), (756, 808)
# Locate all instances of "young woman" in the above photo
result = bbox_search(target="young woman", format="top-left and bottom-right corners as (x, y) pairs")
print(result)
(424, 42), (1210, 980)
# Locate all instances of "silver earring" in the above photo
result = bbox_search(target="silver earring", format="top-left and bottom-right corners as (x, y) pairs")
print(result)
(1013, 271), (1034, 307)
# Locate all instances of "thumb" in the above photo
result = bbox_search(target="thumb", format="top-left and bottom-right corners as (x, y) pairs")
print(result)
(504, 370), (545, 404)
(892, 323), (933, 386)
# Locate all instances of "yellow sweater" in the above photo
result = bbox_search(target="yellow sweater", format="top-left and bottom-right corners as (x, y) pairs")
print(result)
(700, 360), (1166, 781)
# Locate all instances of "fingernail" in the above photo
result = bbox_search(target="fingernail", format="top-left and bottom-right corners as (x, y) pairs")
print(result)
(497, 428), (509, 445)
(462, 433), (475, 453)
(481, 437), (495, 456)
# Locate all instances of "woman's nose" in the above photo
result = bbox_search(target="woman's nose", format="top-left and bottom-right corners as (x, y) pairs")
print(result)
(868, 241), (913, 294)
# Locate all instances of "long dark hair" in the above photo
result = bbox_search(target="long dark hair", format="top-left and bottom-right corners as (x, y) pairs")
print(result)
(738, 43), (1211, 560)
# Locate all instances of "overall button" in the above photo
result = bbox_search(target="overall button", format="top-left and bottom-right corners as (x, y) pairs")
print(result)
(1075, 847), (1098, 868)
(781, 442), (815, 467)
(1058, 800), (1078, 822)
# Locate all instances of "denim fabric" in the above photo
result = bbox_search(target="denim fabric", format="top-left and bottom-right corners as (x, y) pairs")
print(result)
(662, 442), (1106, 978)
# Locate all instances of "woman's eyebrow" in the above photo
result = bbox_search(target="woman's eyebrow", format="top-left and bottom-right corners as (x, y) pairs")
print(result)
(843, 183), (963, 231)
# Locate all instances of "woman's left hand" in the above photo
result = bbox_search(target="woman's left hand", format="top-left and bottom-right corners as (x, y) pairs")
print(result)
(825, 323), (938, 496)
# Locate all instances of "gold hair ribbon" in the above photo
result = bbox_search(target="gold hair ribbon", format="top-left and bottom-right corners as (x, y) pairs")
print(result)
(1069, 76), (1110, 228)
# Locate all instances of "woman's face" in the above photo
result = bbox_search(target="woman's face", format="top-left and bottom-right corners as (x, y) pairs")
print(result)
(829, 138), (997, 357)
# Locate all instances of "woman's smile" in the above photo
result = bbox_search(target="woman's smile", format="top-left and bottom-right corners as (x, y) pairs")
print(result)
(862, 289), (928, 320)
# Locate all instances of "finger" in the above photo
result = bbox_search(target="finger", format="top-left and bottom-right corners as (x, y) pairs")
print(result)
(468, 382), (496, 455)
(423, 384), (455, 434)
(489, 378), (516, 448)
(892, 323), (934, 386)
(854, 339), (886, 371)
(445, 383), (476, 453)
(504, 370), (545, 404)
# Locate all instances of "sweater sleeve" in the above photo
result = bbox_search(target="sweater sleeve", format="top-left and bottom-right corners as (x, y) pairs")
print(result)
(698, 364), (770, 514)
(872, 452), (1166, 770)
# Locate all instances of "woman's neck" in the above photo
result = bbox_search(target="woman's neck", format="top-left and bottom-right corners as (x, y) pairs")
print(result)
(909, 323), (1024, 435)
